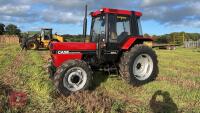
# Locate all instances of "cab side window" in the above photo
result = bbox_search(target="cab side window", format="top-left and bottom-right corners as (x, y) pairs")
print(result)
(116, 16), (131, 42)
(109, 15), (131, 43)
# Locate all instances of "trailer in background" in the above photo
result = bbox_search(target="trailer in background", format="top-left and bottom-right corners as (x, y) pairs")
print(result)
(153, 43), (179, 50)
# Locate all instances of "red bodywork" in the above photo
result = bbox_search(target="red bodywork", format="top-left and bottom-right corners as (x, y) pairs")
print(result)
(91, 8), (142, 17)
(50, 42), (96, 67)
(51, 36), (153, 67)
(51, 42), (96, 51)
(121, 36), (153, 50)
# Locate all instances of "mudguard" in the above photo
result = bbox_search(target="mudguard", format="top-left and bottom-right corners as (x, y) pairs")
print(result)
(121, 36), (153, 50)
(50, 42), (97, 67)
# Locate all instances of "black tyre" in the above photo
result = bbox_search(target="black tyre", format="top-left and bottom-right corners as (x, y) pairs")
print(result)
(26, 40), (39, 50)
(53, 60), (92, 96)
(119, 44), (158, 86)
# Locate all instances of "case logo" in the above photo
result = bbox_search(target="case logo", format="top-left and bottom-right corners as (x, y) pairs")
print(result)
(57, 51), (80, 54)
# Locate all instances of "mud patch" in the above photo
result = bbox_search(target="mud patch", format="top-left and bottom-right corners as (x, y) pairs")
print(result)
(0, 81), (12, 112)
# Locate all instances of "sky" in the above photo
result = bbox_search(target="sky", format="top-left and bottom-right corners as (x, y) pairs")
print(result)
(0, 0), (200, 35)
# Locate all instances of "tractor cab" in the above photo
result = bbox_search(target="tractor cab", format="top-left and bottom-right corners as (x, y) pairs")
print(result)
(41, 28), (53, 41)
(89, 8), (145, 62)
(40, 28), (53, 47)
(90, 8), (143, 43)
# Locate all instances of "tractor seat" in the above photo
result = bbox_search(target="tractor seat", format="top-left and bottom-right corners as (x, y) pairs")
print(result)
(118, 32), (128, 42)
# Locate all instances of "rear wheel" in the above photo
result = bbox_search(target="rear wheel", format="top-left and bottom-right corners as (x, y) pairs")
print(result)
(54, 60), (92, 96)
(119, 45), (158, 86)
(27, 40), (39, 50)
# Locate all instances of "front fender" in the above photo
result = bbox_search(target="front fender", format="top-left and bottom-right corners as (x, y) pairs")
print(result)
(51, 53), (83, 67)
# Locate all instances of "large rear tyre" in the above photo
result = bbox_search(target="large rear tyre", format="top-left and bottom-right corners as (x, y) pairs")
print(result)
(119, 45), (158, 86)
(26, 40), (39, 50)
(53, 60), (92, 96)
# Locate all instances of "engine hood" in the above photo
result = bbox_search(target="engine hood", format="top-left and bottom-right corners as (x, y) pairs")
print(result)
(51, 42), (97, 51)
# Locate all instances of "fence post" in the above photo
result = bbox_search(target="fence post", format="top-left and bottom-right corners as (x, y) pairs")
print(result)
(184, 40), (200, 48)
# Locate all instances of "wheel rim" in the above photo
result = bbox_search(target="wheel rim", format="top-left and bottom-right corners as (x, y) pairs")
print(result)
(133, 54), (153, 80)
(63, 67), (87, 92)
(29, 43), (36, 49)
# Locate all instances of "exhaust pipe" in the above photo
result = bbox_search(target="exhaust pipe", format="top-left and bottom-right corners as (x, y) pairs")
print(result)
(83, 5), (87, 42)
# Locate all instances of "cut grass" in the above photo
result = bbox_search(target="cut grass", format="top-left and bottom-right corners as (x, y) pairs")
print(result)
(0, 44), (20, 74)
(16, 51), (54, 112)
(0, 46), (54, 113)
(99, 48), (200, 112)
(0, 45), (200, 113)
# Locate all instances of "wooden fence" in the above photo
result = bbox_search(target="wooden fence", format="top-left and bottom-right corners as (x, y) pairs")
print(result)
(184, 40), (200, 48)
(0, 35), (19, 44)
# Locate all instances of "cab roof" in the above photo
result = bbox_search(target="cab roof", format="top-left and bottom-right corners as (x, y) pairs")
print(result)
(91, 8), (142, 17)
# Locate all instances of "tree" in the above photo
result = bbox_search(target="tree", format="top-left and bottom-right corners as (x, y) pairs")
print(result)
(5, 24), (21, 36)
(0, 23), (5, 35)
(144, 33), (150, 38)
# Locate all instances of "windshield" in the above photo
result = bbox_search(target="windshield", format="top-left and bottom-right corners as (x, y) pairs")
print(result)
(91, 16), (105, 42)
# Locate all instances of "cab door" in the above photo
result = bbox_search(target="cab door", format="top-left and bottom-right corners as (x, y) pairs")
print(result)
(90, 15), (106, 60)
(105, 14), (132, 62)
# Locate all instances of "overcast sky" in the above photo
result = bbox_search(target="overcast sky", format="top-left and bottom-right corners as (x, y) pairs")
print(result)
(0, 0), (200, 35)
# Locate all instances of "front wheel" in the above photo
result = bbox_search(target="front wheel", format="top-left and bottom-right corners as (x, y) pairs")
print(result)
(54, 60), (92, 96)
(119, 45), (158, 86)
(26, 41), (39, 50)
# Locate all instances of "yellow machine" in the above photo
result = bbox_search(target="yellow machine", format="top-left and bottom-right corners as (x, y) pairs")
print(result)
(25, 28), (64, 50)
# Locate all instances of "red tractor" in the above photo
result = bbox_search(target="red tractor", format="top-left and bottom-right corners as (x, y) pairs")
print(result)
(48, 6), (158, 96)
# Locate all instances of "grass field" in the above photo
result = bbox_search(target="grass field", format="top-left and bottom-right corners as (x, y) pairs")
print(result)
(0, 44), (200, 113)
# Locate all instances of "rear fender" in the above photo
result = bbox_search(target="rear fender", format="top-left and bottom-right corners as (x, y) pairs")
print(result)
(121, 36), (153, 50)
